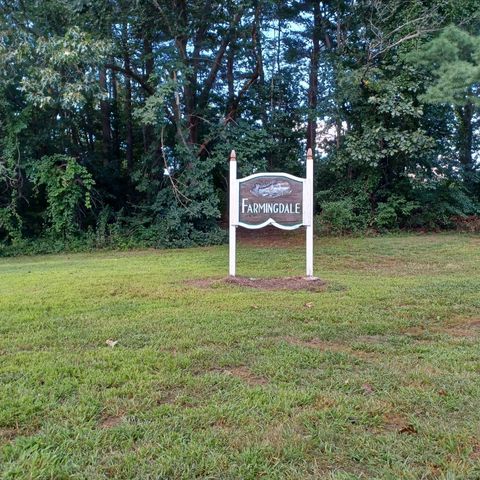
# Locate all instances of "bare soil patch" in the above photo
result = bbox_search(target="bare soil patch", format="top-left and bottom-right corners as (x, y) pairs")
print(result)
(402, 326), (426, 337)
(188, 276), (326, 292)
(226, 366), (268, 386)
(0, 428), (19, 441)
(155, 389), (181, 405)
(99, 415), (123, 429)
(282, 335), (347, 352)
(382, 413), (417, 434)
(470, 441), (480, 460)
(436, 317), (480, 338)
(207, 366), (268, 386)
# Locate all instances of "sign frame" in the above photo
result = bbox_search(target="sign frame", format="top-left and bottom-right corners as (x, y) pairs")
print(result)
(237, 172), (306, 230)
(229, 149), (314, 278)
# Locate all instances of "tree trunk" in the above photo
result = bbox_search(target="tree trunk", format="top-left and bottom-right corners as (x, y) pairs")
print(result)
(253, 0), (267, 126)
(123, 25), (134, 171)
(99, 66), (112, 166)
(226, 40), (235, 118)
(111, 67), (121, 163)
(142, 34), (154, 153)
(457, 101), (474, 175)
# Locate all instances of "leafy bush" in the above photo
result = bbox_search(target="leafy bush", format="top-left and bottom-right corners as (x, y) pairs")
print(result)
(375, 195), (419, 230)
(316, 198), (370, 234)
(407, 181), (479, 229)
(0, 235), (96, 257)
(31, 155), (94, 238)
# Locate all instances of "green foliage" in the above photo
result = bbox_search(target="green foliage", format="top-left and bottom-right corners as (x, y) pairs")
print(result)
(32, 155), (94, 238)
(150, 149), (226, 248)
(408, 180), (479, 228)
(20, 27), (111, 110)
(316, 198), (370, 235)
(1, 0), (480, 251)
(0, 202), (22, 243)
(375, 195), (419, 230)
(0, 106), (28, 242)
(408, 25), (480, 106)
(209, 121), (273, 178)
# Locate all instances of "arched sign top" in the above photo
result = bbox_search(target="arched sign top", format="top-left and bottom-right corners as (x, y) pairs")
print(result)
(229, 149), (314, 277)
(238, 171), (305, 183)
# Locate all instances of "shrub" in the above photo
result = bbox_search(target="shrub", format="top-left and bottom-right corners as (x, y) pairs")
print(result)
(407, 181), (479, 229)
(31, 155), (94, 238)
(316, 198), (370, 234)
(375, 195), (419, 230)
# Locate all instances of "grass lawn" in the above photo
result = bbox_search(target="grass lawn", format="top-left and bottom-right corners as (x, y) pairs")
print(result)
(1, 233), (480, 479)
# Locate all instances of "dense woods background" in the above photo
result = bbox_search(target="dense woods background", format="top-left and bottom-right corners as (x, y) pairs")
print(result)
(1, 0), (479, 253)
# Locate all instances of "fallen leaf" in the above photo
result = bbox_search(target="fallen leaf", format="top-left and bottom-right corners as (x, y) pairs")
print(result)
(399, 424), (417, 435)
(105, 339), (118, 348)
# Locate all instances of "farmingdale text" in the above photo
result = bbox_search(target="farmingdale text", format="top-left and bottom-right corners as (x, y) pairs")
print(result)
(241, 198), (301, 215)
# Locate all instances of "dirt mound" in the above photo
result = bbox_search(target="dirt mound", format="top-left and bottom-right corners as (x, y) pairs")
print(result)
(189, 276), (326, 292)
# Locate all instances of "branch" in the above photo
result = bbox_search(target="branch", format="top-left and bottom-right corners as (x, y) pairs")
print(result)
(197, 10), (260, 157)
(105, 63), (155, 96)
(192, 0), (214, 71)
(197, 9), (244, 109)
(369, 28), (439, 60)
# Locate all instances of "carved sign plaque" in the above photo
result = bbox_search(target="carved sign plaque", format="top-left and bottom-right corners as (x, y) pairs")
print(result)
(238, 174), (304, 229)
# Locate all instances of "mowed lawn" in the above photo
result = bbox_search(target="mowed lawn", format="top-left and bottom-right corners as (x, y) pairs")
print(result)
(1, 234), (479, 479)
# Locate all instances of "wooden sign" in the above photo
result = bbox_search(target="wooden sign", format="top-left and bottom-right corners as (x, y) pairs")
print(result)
(229, 149), (314, 277)
(238, 174), (304, 229)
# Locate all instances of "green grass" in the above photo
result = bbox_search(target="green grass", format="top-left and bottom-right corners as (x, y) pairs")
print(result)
(1, 233), (480, 479)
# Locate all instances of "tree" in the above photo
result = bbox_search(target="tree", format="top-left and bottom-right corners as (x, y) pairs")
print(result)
(409, 25), (480, 188)
(1, 0), (479, 249)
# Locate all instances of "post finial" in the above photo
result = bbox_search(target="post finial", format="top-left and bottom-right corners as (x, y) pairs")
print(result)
(307, 148), (313, 160)
(230, 150), (236, 161)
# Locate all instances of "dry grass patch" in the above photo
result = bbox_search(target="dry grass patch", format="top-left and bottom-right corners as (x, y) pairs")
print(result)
(282, 335), (348, 352)
(198, 365), (269, 386)
(440, 317), (480, 337)
(401, 317), (480, 339)
(99, 415), (123, 429)
(220, 366), (268, 386)
(382, 412), (417, 435)
(282, 335), (382, 361)
(0, 428), (20, 442)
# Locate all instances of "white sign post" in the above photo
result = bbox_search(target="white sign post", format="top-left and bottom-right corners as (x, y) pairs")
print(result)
(305, 148), (314, 277)
(229, 150), (238, 277)
(229, 148), (314, 278)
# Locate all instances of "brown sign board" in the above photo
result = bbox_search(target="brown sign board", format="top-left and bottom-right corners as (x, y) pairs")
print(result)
(238, 174), (304, 229)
